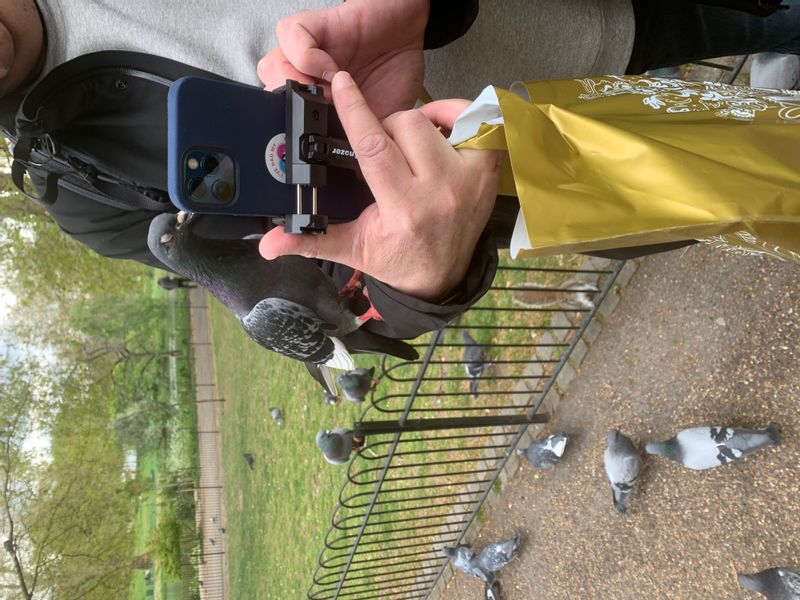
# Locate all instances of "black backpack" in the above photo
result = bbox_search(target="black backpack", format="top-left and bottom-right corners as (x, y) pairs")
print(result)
(0, 51), (257, 268)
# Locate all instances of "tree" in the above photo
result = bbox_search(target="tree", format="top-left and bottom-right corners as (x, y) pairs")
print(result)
(0, 356), (138, 600)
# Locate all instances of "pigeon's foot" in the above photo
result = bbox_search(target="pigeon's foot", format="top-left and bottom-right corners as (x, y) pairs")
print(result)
(339, 269), (365, 299)
(353, 433), (366, 450)
(357, 287), (384, 324)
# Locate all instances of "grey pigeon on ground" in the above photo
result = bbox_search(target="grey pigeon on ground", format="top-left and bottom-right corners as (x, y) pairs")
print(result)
(604, 429), (643, 514)
(738, 567), (800, 599)
(337, 366), (376, 403)
(323, 392), (339, 406)
(316, 429), (363, 465)
(516, 432), (569, 469)
(461, 330), (488, 398)
(147, 213), (418, 395)
(645, 425), (780, 470)
(442, 545), (492, 584)
(243, 452), (255, 469)
(474, 532), (521, 575)
(485, 580), (503, 600)
(269, 407), (283, 426)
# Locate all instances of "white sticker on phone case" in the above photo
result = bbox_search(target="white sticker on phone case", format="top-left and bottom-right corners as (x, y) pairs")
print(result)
(265, 133), (287, 183)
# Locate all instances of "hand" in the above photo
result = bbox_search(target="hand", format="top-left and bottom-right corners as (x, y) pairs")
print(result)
(259, 71), (503, 303)
(258, 0), (429, 120)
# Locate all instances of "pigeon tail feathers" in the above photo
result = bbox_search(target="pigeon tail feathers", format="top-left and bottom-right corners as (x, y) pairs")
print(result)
(305, 363), (338, 396)
(766, 424), (781, 446)
(323, 337), (355, 370)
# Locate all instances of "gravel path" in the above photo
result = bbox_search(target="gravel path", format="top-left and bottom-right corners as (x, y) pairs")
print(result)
(439, 245), (800, 600)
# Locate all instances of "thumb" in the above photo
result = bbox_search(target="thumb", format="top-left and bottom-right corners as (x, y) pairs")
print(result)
(418, 99), (472, 132)
(276, 16), (340, 83)
(259, 221), (361, 268)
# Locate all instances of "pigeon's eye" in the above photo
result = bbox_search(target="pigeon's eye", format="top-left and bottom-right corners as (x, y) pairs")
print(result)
(160, 232), (174, 246)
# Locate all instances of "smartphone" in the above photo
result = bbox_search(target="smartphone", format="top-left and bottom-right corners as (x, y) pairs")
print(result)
(167, 76), (373, 220)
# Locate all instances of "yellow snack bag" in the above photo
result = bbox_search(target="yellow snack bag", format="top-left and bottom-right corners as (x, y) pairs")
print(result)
(455, 76), (800, 264)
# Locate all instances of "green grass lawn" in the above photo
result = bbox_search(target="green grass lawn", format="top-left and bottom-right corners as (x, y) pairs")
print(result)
(128, 450), (158, 600)
(212, 251), (591, 599)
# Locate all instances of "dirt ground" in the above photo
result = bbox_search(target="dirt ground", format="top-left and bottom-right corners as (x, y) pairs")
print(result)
(439, 245), (800, 600)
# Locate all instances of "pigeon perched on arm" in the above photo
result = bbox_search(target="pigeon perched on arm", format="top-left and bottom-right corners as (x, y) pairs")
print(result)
(269, 407), (283, 426)
(645, 426), (780, 470)
(441, 545), (493, 584)
(147, 213), (418, 395)
(738, 567), (800, 599)
(243, 452), (255, 469)
(337, 367), (376, 403)
(316, 429), (364, 465)
(516, 433), (568, 469)
(461, 330), (488, 398)
(604, 429), (643, 514)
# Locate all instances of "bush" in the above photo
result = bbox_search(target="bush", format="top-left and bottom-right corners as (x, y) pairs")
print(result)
(151, 500), (181, 580)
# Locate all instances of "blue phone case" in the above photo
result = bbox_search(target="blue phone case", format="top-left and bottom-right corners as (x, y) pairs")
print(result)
(167, 76), (373, 219)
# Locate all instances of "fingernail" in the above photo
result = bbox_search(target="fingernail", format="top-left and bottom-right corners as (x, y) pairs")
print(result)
(333, 71), (354, 90)
(321, 70), (335, 83)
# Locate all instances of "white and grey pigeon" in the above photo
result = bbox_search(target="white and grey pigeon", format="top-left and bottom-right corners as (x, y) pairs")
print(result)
(148, 213), (417, 395)
(485, 580), (503, 600)
(316, 429), (361, 465)
(441, 545), (492, 584)
(269, 407), (283, 426)
(604, 429), (643, 514)
(738, 567), (800, 600)
(645, 425), (780, 470)
(461, 330), (488, 398)
(516, 432), (568, 469)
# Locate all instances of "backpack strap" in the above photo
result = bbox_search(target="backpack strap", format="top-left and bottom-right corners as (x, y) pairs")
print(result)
(7, 51), (230, 212)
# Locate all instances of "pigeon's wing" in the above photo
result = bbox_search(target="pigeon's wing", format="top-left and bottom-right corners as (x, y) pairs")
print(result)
(725, 427), (780, 456)
(242, 297), (351, 366)
(464, 346), (488, 378)
(779, 568), (800, 595)
(604, 449), (639, 485)
(476, 534), (519, 572)
(676, 428), (735, 469)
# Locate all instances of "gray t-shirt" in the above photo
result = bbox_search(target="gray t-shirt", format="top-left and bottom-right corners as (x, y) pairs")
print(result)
(424, 0), (636, 100)
(36, 0), (635, 96)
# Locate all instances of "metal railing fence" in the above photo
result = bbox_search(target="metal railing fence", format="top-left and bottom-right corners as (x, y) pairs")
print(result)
(307, 257), (624, 599)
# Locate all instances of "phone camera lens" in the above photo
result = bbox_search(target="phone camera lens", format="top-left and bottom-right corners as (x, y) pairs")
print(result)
(202, 155), (220, 174)
(188, 177), (207, 199)
(212, 180), (234, 203)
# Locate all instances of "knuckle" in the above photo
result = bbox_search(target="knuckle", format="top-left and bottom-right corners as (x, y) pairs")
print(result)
(355, 132), (391, 160)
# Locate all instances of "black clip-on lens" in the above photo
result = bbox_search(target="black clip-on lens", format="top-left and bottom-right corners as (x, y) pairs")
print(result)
(273, 80), (360, 235)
